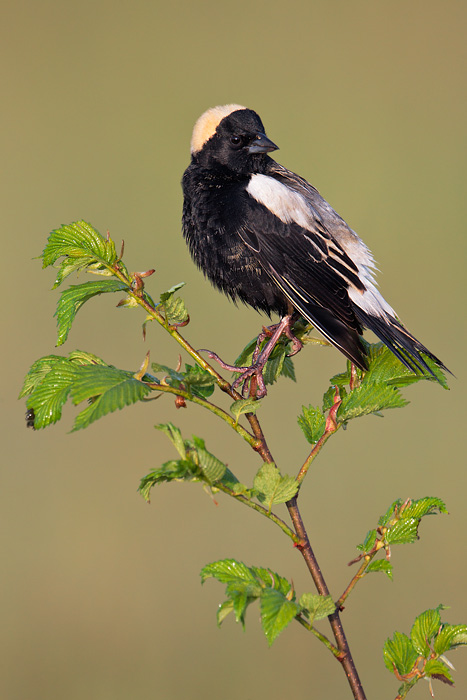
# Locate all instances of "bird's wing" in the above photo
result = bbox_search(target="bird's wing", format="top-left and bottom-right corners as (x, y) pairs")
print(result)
(231, 171), (372, 366)
(237, 165), (447, 376)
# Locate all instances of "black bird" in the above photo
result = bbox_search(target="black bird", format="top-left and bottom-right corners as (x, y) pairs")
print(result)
(182, 104), (447, 396)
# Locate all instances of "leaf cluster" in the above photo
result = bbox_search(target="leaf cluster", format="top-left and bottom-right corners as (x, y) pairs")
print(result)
(139, 425), (298, 510)
(353, 497), (448, 581)
(200, 558), (335, 645)
(19, 351), (153, 430)
(384, 606), (467, 697)
(298, 344), (448, 448)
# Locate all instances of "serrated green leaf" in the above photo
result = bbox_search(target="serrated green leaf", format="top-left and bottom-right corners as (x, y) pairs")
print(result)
(366, 560), (393, 580)
(424, 659), (454, 684)
(201, 559), (257, 585)
(386, 517), (419, 545)
(299, 593), (335, 621)
(402, 497), (448, 519)
(67, 350), (108, 367)
(183, 364), (215, 398)
(253, 462), (298, 509)
(383, 631), (420, 675)
(230, 397), (261, 424)
(138, 460), (193, 501)
(70, 366), (151, 431)
(155, 423), (186, 459)
(362, 342), (449, 389)
(250, 567), (292, 596)
(297, 405), (326, 445)
(411, 608), (442, 657)
(192, 446), (226, 484)
(19, 355), (67, 398)
(322, 385), (338, 412)
(262, 347), (285, 385)
(55, 279), (128, 345)
(217, 600), (234, 626)
(379, 499), (403, 527)
(25, 361), (80, 428)
(42, 221), (118, 271)
(338, 382), (408, 422)
(163, 296), (188, 324)
(260, 588), (300, 645)
(357, 529), (378, 553)
(159, 282), (186, 303)
(228, 579), (263, 623)
(281, 356), (296, 381)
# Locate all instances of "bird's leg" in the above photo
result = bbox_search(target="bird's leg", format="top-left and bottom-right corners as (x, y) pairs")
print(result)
(200, 314), (303, 399)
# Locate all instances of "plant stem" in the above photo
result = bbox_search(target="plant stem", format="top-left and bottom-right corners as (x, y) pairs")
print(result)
(287, 497), (367, 700)
(214, 483), (299, 542)
(244, 404), (367, 699)
(296, 616), (340, 657)
(144, 383), (258, 448)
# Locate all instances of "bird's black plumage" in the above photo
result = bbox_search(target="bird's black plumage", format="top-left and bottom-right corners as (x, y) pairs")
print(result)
(182, 104), (447, 377)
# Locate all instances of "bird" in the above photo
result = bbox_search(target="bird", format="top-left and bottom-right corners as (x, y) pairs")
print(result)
(182, 104), (448, 397)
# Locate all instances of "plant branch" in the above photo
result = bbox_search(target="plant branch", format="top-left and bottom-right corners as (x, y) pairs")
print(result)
(286, 497), (366, 700)
(144, 382), (258, 448)
(296, 615), (341, 657)
(214, 482), (299, 542)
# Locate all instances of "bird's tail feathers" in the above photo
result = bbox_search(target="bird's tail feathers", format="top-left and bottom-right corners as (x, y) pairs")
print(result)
(353, 307), (449, 379)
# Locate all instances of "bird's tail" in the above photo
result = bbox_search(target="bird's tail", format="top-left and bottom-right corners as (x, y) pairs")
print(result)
(353, 307), (449, 380)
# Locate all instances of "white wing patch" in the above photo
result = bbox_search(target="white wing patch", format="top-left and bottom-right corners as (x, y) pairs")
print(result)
(248, 174), (396, 319)
(247, 174), (315, 231)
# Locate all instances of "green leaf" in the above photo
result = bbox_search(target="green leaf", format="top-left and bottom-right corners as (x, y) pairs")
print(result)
(250, 567), (292, 597)
(411, 608), (442, 657)
(19, 355), (68, 398)
(338, 382), (407, 422)
(159, 283), (188, 324)
(383, 631), (419, 675)
(191, 445), (226, 484)
(299, 593), (335, 622)
(356, 529), (378, 553)
(230, 397), (261, 424)
(402, 497), (448, 519)
(138, 460), (193, 501)
(25, 361), (80, 429)
(55, 279), (128, 345)
(201, 559), (257, 586)
(385, 518), (419, 545)
(297, 405), (326, 445)
(260, 588), (300, 646)
(379, 499), (403, 527)
(365, 560), (393, 580)
(424, 659), (454, 685)
(217, 600), (234, 626)
(364, 342), (449, 389)
(253, 462), (298, 509)
(42, 221), (118, 273)
(155, 423), (187, 459)
(70, 365), (152, 430)
(449, 625), (467, 648)
(159, 282), (186, 302)
(183, 364), (215, 398)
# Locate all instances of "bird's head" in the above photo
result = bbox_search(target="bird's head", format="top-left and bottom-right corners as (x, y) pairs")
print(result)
(190, 104), (278, 175)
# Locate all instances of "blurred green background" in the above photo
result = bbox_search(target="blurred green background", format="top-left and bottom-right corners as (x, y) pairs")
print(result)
(2, 1), (466, 698)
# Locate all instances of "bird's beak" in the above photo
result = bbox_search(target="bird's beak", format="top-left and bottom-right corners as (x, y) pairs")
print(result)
(247, 133), (279, 154)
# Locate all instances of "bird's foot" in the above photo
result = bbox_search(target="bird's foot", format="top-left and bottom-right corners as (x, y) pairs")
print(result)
(200, 314), (303, 399)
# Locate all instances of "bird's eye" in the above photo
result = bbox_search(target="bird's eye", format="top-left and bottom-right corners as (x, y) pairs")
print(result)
(229, 135), (243, 148)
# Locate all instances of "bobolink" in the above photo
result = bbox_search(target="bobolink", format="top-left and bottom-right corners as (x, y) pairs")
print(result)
(182, 104), (447, 395)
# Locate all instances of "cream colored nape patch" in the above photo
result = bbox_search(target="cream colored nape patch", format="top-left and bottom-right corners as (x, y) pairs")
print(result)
(190, 104), (246, 154)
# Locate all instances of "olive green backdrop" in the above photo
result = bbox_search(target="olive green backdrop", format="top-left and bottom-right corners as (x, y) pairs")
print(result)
(2, 1), (466, 698)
